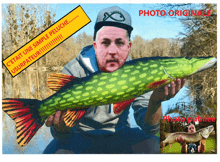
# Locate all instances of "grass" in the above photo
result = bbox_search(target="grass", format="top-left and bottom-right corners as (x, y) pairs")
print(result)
(160, 135), (216, 154)
(204, 135), (216, 153)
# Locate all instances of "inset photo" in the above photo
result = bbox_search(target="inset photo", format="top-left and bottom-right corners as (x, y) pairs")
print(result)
(160, 115), (216, 154)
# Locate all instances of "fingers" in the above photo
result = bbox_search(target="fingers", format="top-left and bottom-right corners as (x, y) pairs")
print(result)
(177, 78), (186, 92)
(164, 85), (169, 96)
(164, 78), (186, 99)
(163, 81), (175, 99)
(179, 135), (184, 144)
(181, 78), (186, 87)
(176, 79), (181, 92)
(170, 81), (176, 96)
(60, 111), (67, 122)
(45, 111), (64, 127)
(45, 115), (54, 127)
(173, 78), (182, 94)
(175, 137), (179, 142)
(53, 111), (61, 125)
(175, 135), (184, 143)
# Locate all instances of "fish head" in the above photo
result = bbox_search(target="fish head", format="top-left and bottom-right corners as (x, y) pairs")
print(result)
(190, 57), (217, 75)
(199, 125), (214, 139)
(180, 57), (217, 76)
(208, 125), (214, 133)
(159, 57), (216, 80)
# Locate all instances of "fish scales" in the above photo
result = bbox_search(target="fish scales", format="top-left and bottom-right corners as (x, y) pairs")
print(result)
(164, 132), (202, 143)
(38, 59), (164, 120)
(38, 57), (215, 121)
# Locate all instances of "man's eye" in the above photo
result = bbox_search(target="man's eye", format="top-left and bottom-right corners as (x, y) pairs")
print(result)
(102, 41), (109, 46)
(117, 42), (124, 46)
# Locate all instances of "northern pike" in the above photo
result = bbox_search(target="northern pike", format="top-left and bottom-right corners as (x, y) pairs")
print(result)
(161, 125), (214, 152)
(2, 56), (216, 146)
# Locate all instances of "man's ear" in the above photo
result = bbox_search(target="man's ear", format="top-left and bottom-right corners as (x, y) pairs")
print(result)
(93, 41), (97, 49)
(128, 41), (132, 50)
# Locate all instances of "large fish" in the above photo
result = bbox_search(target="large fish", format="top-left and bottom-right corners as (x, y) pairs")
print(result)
(161, 125), (214, 152)
(2, 56), (216, 146)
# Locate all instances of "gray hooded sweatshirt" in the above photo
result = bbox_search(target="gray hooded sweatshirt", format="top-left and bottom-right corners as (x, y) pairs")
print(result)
(51, 45), (160, 139)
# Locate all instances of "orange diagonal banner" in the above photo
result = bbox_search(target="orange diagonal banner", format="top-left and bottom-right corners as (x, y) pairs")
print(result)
(3, 5), (91, 77)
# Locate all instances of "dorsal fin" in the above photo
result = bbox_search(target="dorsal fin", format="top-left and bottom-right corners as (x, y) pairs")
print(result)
(64, 109), (86, 127)
(47, 73), (79, 91)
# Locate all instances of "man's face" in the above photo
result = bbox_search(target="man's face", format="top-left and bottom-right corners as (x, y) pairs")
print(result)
(188, 124), (196, 133)
(93, 26), (131, 72)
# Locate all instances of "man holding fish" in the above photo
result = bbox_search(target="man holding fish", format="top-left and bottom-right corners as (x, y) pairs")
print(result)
(43, 6), (185, 154)
(176, 124), (206, 153)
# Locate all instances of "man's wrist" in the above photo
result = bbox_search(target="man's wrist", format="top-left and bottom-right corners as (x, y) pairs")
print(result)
(53, 121), (71, 133)
(145, 104), (162, 125)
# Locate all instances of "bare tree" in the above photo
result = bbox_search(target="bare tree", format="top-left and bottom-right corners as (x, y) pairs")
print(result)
(180, 4), (217, 116)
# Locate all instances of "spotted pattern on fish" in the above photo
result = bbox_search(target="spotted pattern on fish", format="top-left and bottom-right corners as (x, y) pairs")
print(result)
(36, 57), (215, 121)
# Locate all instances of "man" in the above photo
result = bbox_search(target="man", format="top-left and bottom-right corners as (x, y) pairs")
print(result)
(43, 6), (185, 154)
(176, 124), (206, 153)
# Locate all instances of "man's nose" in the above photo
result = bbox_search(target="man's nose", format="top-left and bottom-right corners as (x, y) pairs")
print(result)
(108, 43), (117, 55)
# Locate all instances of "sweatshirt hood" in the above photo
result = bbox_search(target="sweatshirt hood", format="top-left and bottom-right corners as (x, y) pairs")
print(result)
(78, 45), (99, 73)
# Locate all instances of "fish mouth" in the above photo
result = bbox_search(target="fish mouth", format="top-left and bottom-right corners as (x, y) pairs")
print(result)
(208, 125), (214, 133)
(192, 57), (217, 74)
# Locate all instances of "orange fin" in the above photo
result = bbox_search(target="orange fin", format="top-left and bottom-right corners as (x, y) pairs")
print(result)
(64, 109), (86, 127)
(113, 99), (135, 114)
(146, 79), (169, 89)
(2, 98), (44, 147)
(47, 73), (79, 91)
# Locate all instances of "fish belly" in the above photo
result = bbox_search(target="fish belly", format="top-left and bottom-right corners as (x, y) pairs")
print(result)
(182, 134), (202, 143)
(166, 133), (202, 144)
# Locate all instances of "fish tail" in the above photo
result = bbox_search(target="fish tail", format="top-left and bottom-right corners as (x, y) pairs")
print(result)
(2, 98), (44, 147)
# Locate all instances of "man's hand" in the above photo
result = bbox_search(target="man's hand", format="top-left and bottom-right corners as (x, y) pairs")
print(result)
(145, 78), (186, 125)
(45, 111), (71, 133)
(176, 134), (188, 153)
(176, 135), (185, 144)
(45, 111), (66, 127)
(151, 78), (186, 104)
